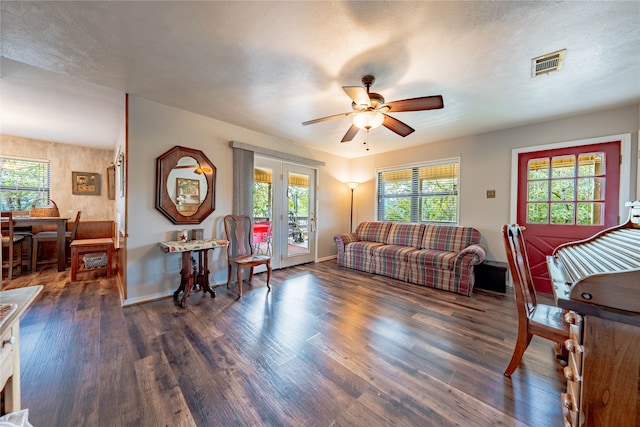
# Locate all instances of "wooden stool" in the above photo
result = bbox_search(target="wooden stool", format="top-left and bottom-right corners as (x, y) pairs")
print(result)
(70, 238), (114, 281)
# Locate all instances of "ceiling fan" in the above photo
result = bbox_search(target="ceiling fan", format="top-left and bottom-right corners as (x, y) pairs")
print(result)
(302, 75), (444, 143)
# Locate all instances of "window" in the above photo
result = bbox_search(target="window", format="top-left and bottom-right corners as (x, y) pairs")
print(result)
(376, 159), (459, 224)
(526, 152), (606, 225)
(0, 157), (51, 211)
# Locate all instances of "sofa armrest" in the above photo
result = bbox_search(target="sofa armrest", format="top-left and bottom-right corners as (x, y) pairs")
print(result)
(454, 244), (487, 267)
(334, 233), (359, 266)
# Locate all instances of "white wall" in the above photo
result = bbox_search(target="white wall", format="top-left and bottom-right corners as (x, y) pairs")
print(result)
(349, 104), (639, 262)
(125, 96), (349, 303)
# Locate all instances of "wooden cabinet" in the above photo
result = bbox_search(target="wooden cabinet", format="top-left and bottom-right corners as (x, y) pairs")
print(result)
(0, 286), (42, 415)
(561, 310), (640, 427)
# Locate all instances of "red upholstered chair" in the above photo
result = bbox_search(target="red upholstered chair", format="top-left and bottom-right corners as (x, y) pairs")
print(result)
(502, 224), (569, 377)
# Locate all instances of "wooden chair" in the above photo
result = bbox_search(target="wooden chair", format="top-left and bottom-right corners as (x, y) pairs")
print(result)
(11, 211), (33, 271)
(32, 211), (81, 270)
(224, 214), (271, 297)
(1, 212), (25, 280)
(502, 224), (569, 377)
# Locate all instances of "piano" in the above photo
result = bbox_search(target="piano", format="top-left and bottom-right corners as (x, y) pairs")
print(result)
(546, 200), (640, 427)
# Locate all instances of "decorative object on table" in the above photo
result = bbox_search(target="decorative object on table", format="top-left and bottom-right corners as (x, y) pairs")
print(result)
(29, 198), (60, 217)
(192, 228), (204, 240)
(106, 163), (116, 200)
(71, 171), (101, 195)
(177, 229), (189, 242)
(155, 145), (216, 225)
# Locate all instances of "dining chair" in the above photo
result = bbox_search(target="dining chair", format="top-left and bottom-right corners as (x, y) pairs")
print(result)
(1, 212), (25, 280)
(502, 224), (569, 377)
(224, 214), (271, 297)
(11, 210), (33, 271)
(31, 211), (81, 271)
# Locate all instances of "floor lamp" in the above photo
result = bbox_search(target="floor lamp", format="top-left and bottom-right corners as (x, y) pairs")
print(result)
(347, 182), (359, 233)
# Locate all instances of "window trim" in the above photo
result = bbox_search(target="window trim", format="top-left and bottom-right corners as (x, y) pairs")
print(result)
(375, 157), (460, 224)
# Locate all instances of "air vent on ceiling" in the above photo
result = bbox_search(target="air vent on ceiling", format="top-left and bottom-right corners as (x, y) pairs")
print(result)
(531, 49), (566, 77)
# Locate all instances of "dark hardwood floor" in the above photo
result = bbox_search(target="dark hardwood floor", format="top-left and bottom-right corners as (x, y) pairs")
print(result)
(3, 260), (565, 426)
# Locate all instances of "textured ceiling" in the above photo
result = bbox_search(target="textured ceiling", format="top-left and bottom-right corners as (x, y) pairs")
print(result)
(1, 1), (639, 159)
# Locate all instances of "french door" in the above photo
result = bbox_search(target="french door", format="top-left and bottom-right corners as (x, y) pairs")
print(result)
(516, 140), (621, 294)
(254, 157), (316, 270)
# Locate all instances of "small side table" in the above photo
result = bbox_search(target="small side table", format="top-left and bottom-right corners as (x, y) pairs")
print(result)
(159, 239), (229, 307)
(70, 238), (114, 281)
(474, 260), (508, 293)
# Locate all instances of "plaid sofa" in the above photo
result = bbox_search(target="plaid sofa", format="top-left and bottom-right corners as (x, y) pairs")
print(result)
(334, 221), (486, 296)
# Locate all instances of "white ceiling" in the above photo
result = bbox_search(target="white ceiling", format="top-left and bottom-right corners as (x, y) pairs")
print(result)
(1, 1), (639, 159)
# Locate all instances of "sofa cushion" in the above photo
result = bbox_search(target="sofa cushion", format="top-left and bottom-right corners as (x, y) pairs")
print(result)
(385, 223), (425, 248)
(407, 249), (457, 270)
(371, 245), (416, 281)
(343, 241), (385, 271)
(355, 221), (392, 243)
(421, 225), (480, 252)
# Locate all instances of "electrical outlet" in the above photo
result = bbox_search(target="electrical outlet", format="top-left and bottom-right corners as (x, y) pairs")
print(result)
(486, 190), (496, 198)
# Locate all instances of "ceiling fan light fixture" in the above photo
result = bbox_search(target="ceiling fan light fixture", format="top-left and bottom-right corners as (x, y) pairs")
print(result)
(353, 111), (384, 130)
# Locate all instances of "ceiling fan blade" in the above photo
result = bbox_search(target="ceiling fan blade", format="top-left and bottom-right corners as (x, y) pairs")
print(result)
(343, 86), (370, 108)
(385, 95), (444, 112)
(341, 124), (360, 142)
(382, 114), (415, 137)
(302, 112), (352, 126)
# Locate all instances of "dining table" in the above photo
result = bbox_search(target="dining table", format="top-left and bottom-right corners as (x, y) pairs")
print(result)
(13, 216), (69, 272)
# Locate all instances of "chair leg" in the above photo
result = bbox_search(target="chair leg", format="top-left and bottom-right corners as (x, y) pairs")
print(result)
(266, 263), (272, 291)
(8, 243), (14, 280)
(31, 239), (38, 271)
(237, 265), (244, 297)
(227, 264), (232, 288)
(504, 332), (533, 377)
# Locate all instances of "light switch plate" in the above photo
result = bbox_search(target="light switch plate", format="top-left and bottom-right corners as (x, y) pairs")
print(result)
(486, 190), (496, 198)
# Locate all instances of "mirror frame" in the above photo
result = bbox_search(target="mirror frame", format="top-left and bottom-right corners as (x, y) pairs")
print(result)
(155, 145), (216, 224)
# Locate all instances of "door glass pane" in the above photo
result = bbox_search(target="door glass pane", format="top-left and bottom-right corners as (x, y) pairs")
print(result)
(287, 172), (309, 256)
(528, 181), (548, 201)
(577, 202), (604, 225)
(550, 179), (575, 201)
(577, 177), (605, 201)
(253, 167), (273, 256)
(578, 152), (605, 176)
(528, 158), (549, 179)
(550, 203), (574, 224)
(527, 203), (548, 224)
(551, 155), (576, 178)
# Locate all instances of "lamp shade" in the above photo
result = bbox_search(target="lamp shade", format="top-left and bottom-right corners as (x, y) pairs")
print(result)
(346, 181), (359, 190)
(352, 111), (384, 130)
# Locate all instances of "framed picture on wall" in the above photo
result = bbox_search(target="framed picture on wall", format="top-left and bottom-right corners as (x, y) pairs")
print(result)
(72, 171), (101, 195)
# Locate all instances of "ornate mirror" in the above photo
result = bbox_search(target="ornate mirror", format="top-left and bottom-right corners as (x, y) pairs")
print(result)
(155, 146), (216, 224)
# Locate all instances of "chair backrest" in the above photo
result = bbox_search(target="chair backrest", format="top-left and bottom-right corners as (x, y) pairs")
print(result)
(1, 212), (16, 241)
(69, 211), (82, 240)
(502, 224), (538, 320)
(224, 215), (255, 258)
